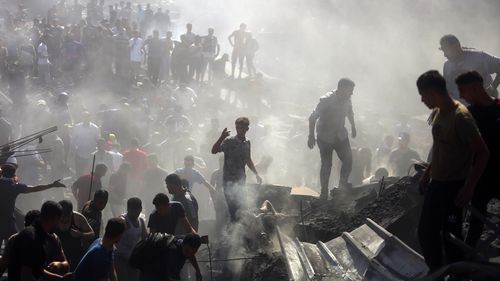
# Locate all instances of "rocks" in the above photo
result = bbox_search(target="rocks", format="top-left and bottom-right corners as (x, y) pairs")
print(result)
(298, 177), (418, 243)
(239, 252), (288, 281)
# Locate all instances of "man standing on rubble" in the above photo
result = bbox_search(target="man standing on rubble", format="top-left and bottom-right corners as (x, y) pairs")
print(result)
(455, 71), (500, 248)
(416, 70), (489, 273)
(308, 78), (357, 200)
(212, 117), (262, 222)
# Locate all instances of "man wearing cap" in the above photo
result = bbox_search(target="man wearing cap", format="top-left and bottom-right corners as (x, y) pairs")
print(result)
(308, 78), (357, 200)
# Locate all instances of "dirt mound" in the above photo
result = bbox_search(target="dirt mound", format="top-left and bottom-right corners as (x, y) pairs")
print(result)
(298, 177), (419, 243)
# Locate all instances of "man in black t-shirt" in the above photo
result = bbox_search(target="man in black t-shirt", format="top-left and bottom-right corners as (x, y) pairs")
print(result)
(0, 210), (41, 276)
(165, 174), (200, 233)
(147, 193), (196, 234)
(211, 117), (262, 221)
(201, 28), (220, 82)
(456, 71), (500, 247)
(7, 201), (71, 281)
(82, 190), (108, 239)
(139, 234), (202, 281)
(143, 30), (164, 85)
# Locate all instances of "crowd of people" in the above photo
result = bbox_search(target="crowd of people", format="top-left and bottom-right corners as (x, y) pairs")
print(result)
(0, 0), (499, 280)
(1, 0), (261, 93)
(308, 36), (500, 280)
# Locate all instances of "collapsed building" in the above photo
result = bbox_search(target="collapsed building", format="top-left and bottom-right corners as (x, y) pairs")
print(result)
(194, 167), (500, 281)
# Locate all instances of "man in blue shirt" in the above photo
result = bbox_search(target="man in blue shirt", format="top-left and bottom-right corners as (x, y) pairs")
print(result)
(174, 155), (207, 191)
(74, 218), (126, 281)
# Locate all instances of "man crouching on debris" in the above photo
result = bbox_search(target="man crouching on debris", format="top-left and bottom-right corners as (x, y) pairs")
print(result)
(212, 117), (262, 222)
(308, 78), (357, 200)
(416, 70), (489, 274)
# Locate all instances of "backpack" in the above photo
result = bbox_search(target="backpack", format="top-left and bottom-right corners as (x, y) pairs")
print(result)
(129, 232), (175, 270)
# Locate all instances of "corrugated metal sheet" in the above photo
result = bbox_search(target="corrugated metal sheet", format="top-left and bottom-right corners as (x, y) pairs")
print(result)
(277, 218), (428, 281)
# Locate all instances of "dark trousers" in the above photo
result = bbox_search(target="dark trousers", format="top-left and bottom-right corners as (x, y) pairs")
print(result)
(148, 57), (161, 85)
(317, 138), (352, 196)
(223, 181), (245, 222)
(74, 155), (89, 177)
(465, 174), (500, 247)
(139, 272), (162, 281)
(418, 180), (464, 271)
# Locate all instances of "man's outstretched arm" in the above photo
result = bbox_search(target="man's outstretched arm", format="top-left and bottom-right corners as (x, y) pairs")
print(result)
(22, 180), (65, 194)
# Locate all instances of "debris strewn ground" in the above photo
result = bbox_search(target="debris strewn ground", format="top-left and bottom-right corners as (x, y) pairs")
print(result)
(239, 252), (288, 281)
(201, 177), (500, 280)
(297, 176), (420, 242)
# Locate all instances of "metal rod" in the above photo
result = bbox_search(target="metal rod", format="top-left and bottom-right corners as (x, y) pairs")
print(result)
(300, 199), (307, 241)
(88, 154), (96, 202)
(207, 244), (214, 281)
(8, 149), (52, 153)
(189, 256), (268, 263)
(0, 126), (57, 149)
(8, 151), (52, 158)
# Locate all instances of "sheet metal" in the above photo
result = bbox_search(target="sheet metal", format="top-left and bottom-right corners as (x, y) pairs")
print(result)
(277, 219), (428, 281)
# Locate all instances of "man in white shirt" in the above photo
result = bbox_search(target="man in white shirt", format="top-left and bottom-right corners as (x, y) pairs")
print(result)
(37, 35), (51, 86)
(440, 34), (500, 99)
(173, 84), (197, 112)
(129, 31), (143, 83)
(72, 111), (100, 176)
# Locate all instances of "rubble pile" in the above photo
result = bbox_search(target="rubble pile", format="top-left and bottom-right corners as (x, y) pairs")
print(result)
(239, 252), (288, 281)
(480, 199), (500, 255)
(298, 178), (417, 242)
